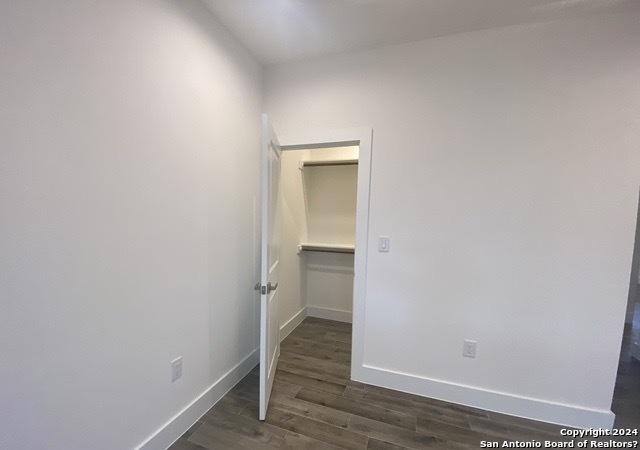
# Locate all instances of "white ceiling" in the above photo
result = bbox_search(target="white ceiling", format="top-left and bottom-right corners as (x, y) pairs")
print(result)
(201, 0), (639, 64)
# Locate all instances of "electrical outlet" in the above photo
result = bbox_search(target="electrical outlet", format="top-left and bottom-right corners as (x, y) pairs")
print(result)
(463, 340), (477, 359)
(171, 356), (183, 382)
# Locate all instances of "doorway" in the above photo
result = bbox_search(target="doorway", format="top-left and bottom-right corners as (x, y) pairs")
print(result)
(279, 145), (359, 332)
(278, 127), (373, 385)
(257, 121), (373, 420)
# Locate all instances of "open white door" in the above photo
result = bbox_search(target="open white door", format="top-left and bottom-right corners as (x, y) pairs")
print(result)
(258, 114), (281, 420)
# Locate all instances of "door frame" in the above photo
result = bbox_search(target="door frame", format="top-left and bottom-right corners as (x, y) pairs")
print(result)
(279, 127), (373, 380)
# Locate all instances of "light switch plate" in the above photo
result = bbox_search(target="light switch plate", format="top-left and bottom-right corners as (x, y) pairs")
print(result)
(171, 356), (183, 382)
(378, 236), (390, 252)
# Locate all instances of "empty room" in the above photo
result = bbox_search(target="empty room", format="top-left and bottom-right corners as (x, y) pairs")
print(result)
(2, 1), (639, 449)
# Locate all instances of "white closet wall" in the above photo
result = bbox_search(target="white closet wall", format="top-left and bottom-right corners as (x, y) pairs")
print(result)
(279, 146), (359, 332)
(305, 162), (358, 245)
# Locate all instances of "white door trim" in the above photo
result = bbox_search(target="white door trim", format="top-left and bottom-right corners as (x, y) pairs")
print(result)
(279, 127), (373, 381)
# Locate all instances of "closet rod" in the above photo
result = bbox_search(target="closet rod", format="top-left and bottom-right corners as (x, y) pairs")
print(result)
(298, 243), (355, 254)
(301, 159), (358, 168)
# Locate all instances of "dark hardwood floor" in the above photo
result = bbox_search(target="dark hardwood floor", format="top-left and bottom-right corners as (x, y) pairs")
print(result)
(612, 310), (640, 428)
(170, 317), (638, 450)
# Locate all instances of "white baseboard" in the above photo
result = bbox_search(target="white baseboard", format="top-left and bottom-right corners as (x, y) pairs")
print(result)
(280, 307), (307, 341)
(135, 349), (259, 450)
(353, 364), (615, 430)
(307, 306), (352, 323)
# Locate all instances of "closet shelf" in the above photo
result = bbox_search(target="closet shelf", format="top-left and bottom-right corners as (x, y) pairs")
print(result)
(300, 159), (358, 168)
(297, 242), (355, 254)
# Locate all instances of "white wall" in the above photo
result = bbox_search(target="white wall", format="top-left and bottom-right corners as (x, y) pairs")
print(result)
(0, 1), (262, 449)
(266, 12), (640, 427)
(305, 251), (355, 321)
(278, 149), (310, 331)
(279, 147), (358, 330)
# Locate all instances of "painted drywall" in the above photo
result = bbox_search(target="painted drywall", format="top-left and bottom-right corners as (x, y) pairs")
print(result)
(305, 251), (355, 321)
(0, 1), (261, 449)
(278, 147), (358, 329)
(266, 12), (640, 426)
(305, 164), (358, 245)
(278, 149), (310, 333)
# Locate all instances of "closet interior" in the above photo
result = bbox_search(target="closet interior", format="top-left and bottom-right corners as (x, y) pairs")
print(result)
(278, 145), (359, 338)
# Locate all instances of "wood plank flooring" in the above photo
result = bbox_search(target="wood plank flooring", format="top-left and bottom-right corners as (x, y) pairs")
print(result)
(170, 317), (638, 450)
(612, 318), (640, 428)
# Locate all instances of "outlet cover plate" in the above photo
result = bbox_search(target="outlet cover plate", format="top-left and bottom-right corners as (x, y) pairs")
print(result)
(463, 340), (477, 359)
